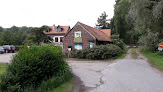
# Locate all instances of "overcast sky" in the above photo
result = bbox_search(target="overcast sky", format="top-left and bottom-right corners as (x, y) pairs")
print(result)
(0, 0), (115, 28)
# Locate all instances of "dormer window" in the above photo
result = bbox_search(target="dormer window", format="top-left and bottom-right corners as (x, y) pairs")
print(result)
(58, 28), (61, 32)
(57, 26), (63, 32)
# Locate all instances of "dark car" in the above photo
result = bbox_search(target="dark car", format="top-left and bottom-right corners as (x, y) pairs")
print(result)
(0, 46), (5, 54)
(2, 45), (15, 53)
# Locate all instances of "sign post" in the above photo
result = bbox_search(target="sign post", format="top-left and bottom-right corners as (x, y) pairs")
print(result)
(158, 43), (163, 51)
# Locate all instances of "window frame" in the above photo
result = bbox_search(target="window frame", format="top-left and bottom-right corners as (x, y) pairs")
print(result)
(55, 37), (58, 42)
(74, 31), (81, 38)
(74, 43), (82, 50)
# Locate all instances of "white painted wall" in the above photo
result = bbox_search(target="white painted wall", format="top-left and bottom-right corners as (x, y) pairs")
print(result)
(53, 36), (64, 43)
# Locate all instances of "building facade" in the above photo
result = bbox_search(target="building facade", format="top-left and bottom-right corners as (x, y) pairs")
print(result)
(63, 22), (112, 53)
(44, 25), (70, 47)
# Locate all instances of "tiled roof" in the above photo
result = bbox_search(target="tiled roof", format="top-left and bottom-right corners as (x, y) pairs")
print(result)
(44, 25), (70, 34)
(100, 29), (111, 37)
(79, 22), (112, 42)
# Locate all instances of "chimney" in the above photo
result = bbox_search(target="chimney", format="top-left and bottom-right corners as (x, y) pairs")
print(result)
(53, 24), (55, 30)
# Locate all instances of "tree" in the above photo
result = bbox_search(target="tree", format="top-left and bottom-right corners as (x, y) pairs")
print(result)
(0, 30), (15, 45)
(95, 12), (110, 29)
(0, 26), (3, 33)
(110, 18), (116, 34)
(114, 0), (131, 44)
(126, 0), (163, 49)
(10, 25), (19, 32)
(24, 26), (53, 45)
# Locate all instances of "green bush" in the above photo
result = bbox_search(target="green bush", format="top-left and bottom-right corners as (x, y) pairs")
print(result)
(111, 35), (125, 50)
(71, 49), (81, 58)
(0, 44), (72, 92)
(71, 44), (123, 60)
(15, 45), (24, 51)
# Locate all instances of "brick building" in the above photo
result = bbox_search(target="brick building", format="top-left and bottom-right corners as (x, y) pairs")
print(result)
(63, 22), (112, 53)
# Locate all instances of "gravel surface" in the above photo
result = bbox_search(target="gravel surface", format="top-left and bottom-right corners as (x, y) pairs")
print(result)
(0, 53), (16, 63)
(68, 48), (163, 92)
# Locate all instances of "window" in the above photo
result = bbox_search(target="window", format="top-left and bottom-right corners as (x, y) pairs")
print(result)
(74, 44), (82, 50)
(57, 27), (62, 32)
(55, 37), (58, 42)
(89, 42), (94, 48)
(74, 31), (81, 38)
(60, 37), (63, 42)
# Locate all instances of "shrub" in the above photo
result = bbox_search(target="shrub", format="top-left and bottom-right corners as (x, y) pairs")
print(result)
(15, 45), (24, 51)
(138, 31), (160, 52)
(111, 35), (125, 50)
(71, 49), (81, 58)
(71, 44), (123, 60)
(0, 44), (72, 92)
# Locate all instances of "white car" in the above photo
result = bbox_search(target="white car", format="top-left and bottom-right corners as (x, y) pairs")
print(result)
(0, 46), (5, 54)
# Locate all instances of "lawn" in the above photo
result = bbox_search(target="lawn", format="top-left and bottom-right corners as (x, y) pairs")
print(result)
(141, 51), (163, 71)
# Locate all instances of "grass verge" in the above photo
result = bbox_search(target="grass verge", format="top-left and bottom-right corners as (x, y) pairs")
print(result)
(49, 80), (74, 92)
(0, 63), (8, 76)
(0, 63), (8, 82)
(131, 48), (138, 59)
(141, 51), (163, 71)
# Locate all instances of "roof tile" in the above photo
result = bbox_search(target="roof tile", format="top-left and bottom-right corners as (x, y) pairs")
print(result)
(79, 22), (112, 42)
(44, 25), (69, 34)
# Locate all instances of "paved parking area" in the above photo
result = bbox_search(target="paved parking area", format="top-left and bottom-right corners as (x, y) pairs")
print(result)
(0, 53), (16, 63)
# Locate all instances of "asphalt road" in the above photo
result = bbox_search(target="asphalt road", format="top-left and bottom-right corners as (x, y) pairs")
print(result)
(68, 49), (163, 92)
(0, 53), (16, 63)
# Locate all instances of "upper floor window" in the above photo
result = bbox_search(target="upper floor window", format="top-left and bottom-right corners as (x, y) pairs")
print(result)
(74, 31), (81, 38)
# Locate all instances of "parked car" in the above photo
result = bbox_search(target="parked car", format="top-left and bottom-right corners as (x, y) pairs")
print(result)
(0, 46), (5, 54)
(2, 45), (15, 53)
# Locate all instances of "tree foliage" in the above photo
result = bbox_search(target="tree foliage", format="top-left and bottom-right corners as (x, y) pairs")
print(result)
(126, 0), (163, 48)
(113, 0), (163, 50)
(25, 26), (53, 45)
(0, 26), (31, 45)
(113, 0), (131, 44)
(0, 25), (52, 46)
(95, 12), (110, 29)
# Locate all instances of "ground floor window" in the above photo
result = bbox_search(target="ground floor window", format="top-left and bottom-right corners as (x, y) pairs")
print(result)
(89, 42), (94, 48)
(74, 44), (82, 50)
(55, 37), (58, 42)
(60, 37), (63, 42)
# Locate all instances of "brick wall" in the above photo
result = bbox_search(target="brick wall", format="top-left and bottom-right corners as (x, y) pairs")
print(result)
(63, 23), (96, 53)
